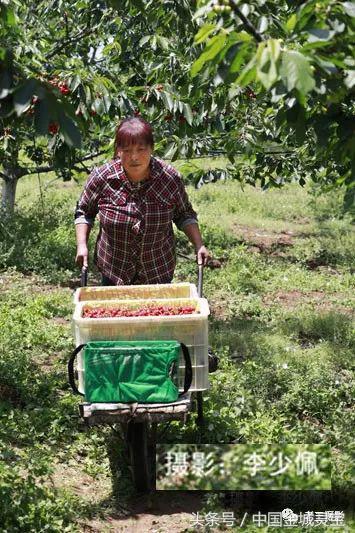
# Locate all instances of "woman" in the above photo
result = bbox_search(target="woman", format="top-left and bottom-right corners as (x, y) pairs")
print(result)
(75, 117), (210, 284)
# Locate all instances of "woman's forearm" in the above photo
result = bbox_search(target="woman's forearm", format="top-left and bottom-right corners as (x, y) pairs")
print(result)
(76, 223), (91, 246)
(75, 223), (91, 267)
(182, 222), (211, 265)
(182, 222), (203, 251)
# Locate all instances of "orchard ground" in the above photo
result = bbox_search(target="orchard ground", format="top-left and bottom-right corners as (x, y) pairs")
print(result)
(0, 159), (354, 532)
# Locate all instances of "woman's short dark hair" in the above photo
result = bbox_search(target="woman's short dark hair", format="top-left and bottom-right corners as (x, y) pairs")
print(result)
(114, 117), (154, 157)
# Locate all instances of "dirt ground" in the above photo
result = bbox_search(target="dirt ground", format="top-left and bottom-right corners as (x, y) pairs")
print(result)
(79, 492), (203, 533)
(232, 223), (297, 256)
(51, 450), (204, 533)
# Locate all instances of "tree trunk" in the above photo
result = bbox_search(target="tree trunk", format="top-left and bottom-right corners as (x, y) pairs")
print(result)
(1, 176), (18, 215)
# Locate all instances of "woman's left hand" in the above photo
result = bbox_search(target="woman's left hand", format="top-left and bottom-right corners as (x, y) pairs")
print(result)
(196, 245), (211, 266)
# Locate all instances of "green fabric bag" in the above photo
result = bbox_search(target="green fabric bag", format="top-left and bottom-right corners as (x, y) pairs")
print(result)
(68, 340), (192, 403)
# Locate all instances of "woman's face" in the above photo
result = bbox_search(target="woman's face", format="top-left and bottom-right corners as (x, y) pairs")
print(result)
(117, 142), (152, 182)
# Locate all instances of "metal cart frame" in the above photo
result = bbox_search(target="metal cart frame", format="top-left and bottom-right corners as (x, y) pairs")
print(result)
(69, 266), (213, 493)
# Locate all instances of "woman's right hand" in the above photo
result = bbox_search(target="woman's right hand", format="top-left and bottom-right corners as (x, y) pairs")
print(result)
(75, 244), (89, 268)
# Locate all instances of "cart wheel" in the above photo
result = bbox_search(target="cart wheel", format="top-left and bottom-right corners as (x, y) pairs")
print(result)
(127, 421), (152, 493)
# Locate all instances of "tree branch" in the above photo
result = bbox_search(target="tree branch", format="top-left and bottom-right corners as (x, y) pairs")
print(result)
(229, 0), (263, 43)
(17, 150), (109, 177)
(46, 28), (95, 59)
(78, 150), (108, 163)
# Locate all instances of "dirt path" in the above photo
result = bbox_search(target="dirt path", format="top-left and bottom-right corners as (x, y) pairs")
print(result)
(232, 223), (297, 255)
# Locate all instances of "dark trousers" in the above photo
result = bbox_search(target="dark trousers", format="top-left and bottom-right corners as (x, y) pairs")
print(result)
(101, 274), (115, 286)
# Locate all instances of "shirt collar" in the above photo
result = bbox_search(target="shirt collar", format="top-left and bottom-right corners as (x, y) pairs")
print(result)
(113, 156), (159, 190)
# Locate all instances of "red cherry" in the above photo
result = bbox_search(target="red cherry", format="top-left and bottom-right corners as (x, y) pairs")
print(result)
(84, 304), (197, 318)
(59, 83), (70, 95)
(245, 88), (256, 99)
(48, 121), (59, 134)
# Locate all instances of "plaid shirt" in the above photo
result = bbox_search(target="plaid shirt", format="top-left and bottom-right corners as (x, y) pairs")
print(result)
(74, 156), (198, 284)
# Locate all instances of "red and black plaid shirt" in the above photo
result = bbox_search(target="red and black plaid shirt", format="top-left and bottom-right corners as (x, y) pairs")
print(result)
(74, 157), (198, 284)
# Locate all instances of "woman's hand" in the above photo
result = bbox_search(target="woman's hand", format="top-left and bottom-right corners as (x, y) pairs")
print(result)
(76, 243), (89, 268)
(196, 245), (211, 266)
(182, 223), (211, 266)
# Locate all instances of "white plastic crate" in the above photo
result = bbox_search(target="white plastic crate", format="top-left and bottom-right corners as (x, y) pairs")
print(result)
(72, 297), (210, 392)
(73, 282), (198, 305)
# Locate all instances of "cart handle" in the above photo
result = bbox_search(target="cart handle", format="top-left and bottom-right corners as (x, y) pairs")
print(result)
(197, 264), (204, 298)
(81, 266), (88, 288)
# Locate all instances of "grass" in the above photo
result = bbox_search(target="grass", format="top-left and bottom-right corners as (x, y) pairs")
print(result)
(0, 161), (354, 531)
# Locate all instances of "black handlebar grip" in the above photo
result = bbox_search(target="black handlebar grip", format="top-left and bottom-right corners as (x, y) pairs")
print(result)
(81, 267), (88, 288)
(68, 344), (86, 396)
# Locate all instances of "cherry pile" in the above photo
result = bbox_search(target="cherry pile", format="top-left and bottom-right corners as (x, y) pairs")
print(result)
(83, 305), (197, 318)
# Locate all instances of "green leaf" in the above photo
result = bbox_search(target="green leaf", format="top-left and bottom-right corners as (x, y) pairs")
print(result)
(5, 6), (16, 26)
(59, 114), (81, 148)
(139, 35), (151, 47)
(157, 36), (169, 50)
(191, 33), (227, 77)
(102, 40), (122, 56)
(236, 61), (256, 87)
(258, 16), (268, 34)
(161, 91), (173, 111)
(301, 40), (335, 52)
(34, 98), (50, 135)
(69, 75), (81, 92)
(194, 23), (216, 44)
(256, 40), (281, 90)
(344, 70), (355, 88)
(285, 13), (297, 33)
(229, 43), (250, 74)
(229, 31), (252, 44)
(298, 2), (318, 31)
(183, 103), (193, 125)
(307, 29), (335, 42)
(268, 39), (281, 62)
(103, 93), (112, 112)
(92, 98), (105, 114)
(280, 51), (315, 95)
(13, 79), (37, 116)
(164, 142), (178, 159)
(343, 2), (355, 17)
(85, 85), (92, 105)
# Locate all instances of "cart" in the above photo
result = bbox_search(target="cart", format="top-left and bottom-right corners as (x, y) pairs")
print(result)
(68, 266), (216, 493)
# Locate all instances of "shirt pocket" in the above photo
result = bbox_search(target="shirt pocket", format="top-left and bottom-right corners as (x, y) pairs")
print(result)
(101, 183), (128, 207)
(144, 192), (174, 234)
(99, 184), (131, 230)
